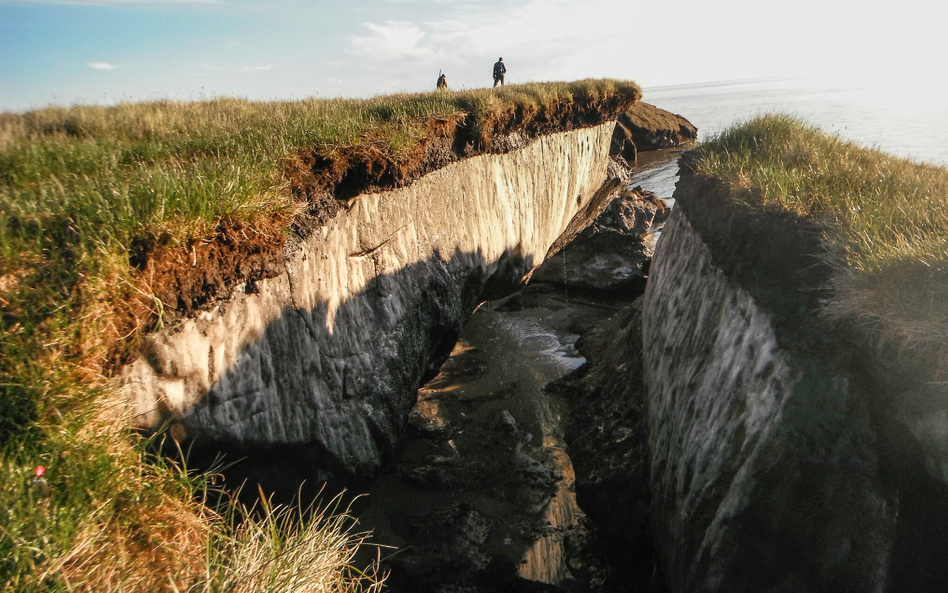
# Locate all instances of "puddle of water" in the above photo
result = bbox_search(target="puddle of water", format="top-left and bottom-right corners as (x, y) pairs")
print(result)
(630, 146), (686, 200)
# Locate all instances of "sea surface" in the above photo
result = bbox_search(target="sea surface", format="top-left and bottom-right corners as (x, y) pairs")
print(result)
(632, 77), (948, 199)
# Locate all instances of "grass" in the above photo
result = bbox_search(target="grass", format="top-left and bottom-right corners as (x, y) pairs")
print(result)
(0, 79), (640, 262)
(215, 488), (385, 593)
(1, 400), (385, 592)
(0, 79), (639, 591)
(694, 114), (948, 370)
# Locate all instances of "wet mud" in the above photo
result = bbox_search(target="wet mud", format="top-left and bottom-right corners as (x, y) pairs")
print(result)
(356, 283), (640, 592)
(352, 151), (681, 592)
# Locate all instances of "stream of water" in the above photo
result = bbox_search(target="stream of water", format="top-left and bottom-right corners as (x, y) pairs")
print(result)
(356, 280), (638, 591)
(354, 157), (663, 590)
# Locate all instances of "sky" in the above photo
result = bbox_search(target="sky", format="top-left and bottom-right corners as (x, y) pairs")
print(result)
(0, 0), (945, 112)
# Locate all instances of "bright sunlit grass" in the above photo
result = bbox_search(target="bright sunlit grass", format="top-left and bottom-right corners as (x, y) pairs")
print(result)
(0, 79), (640, 262)
(695, 114), (948, 273)
(695, 114), (948, 366)
(0, 79), (639, 591)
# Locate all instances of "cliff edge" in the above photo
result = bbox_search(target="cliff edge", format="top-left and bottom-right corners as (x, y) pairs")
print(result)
(120, 93), (695, 479)
(125, 124), (620, 476)
(642, 118), (948, 592)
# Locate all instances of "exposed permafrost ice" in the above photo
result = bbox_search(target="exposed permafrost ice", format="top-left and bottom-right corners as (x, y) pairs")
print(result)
(123, 123), (616, 475)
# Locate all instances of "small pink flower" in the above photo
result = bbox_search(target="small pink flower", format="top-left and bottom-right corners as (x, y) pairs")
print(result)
(31, 465), (51, 498)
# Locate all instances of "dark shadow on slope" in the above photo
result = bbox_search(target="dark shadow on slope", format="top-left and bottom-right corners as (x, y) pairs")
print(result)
(548, 300), (666, 593)
(168, 247), (615, 593)
(168, 246), (537, 502)
(670, 165), (948, 593)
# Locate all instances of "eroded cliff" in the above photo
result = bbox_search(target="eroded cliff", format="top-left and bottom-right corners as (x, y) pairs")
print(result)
(124, 123), (620, 476)
(641, 167), (948, 592)
(643, 191), (891, 592)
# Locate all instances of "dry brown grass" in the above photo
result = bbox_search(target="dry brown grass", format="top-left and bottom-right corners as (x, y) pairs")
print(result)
(54, 493), (210, 592)
(215, 491), (385, 593)
(2, 403), (386, 592)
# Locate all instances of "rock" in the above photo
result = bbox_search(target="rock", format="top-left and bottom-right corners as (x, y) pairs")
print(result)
(532, 189), (662, 293)
(618, 102), (697, 152)
(490, 409), (533, 445)
(607, 154), (636, 187)
(361, 384), (570, 591)
(636, 186), (670, 226)
(548, 300), (666, 591)
(610, 122), (638, 165)
(595, 189), (662, 236)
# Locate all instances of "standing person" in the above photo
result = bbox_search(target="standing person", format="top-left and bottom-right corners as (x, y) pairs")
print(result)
(437, 71), (447, 90)
(492, 57), (506, 87)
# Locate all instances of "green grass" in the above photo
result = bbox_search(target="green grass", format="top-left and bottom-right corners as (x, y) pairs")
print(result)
(0, 79), (640, 265)
(694, 114), (948, 365)
(0, 79), (639, 591)
(2, 415), (384, 592)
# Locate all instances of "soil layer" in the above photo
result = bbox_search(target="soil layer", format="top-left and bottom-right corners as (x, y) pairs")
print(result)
(124, 98), (639, 338)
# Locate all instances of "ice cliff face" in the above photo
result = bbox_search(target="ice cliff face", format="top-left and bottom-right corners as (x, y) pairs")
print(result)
(642, 170), (948, 592)
(643, 208), (892, 592)
(123, 123), (617, 476)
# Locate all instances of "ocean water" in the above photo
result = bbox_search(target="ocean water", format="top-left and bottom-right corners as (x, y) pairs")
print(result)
(630, 77), (948, 199)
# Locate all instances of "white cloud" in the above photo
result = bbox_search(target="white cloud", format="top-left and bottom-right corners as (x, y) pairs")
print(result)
(426, 0), (636, 59)
(86, 61), (116, 70)
(202, 63), (275, 73)
(238, 64), (273, 72)
(341, 0), (639, 85)
(348, 21), (434, 61)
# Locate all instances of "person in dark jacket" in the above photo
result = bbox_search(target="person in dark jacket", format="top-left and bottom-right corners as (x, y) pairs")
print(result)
(437, 72), (447, 90)
(493, 57), (506, 87)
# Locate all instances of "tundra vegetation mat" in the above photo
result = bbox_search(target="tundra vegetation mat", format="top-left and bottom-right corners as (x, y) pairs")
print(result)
(692, 113), (948, 376)
(0, 79), (639, 592)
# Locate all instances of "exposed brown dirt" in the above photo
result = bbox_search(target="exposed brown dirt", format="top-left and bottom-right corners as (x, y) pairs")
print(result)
(133, 216), (288, 312)
(129, 98), (637, 317)
(53, 484), (210, 593)
(547, 300), (664, 592)
(108, 215), (290, 368)
(285, 96), (638, 204)
(616, 101), (697, 152)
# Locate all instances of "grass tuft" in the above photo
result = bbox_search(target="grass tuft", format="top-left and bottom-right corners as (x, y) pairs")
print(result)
(214, 488), (385, 593)
(695, 114), (948, 273)
(0, 411), (386, 592)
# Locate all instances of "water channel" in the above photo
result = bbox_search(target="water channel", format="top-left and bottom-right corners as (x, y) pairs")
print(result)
(355, 150), (683, 592)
